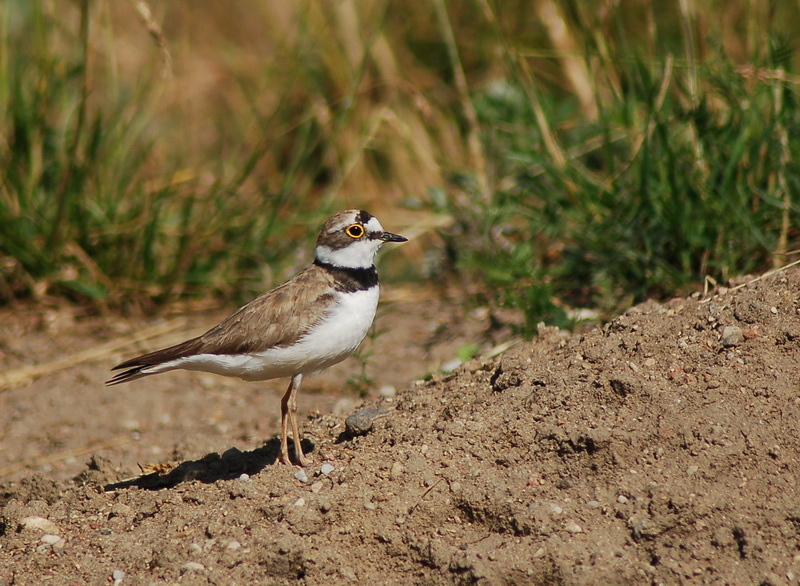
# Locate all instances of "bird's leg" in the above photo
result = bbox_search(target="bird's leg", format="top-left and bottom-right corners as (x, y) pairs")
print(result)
(288, 374), (310, 467)
(279, 378), (293, 465)
(279, 374), (309, 466)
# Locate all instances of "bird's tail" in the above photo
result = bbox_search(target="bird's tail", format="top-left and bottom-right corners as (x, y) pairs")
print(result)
(106, 336), (203, 386)
(105, 366), (152, 386)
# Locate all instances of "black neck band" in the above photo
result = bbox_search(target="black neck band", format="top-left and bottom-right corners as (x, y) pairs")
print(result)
(314, 259), (379, 292)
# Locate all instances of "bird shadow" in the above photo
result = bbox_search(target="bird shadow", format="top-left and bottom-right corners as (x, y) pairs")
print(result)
(102, 438), (314, 492)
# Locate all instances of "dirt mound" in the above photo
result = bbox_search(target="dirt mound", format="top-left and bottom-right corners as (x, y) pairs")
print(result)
(2, 269), (800, 584)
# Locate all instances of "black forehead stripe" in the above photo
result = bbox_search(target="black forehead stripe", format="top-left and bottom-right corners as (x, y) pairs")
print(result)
(355, 210), (374, 224)
(314, 260), (379, 291)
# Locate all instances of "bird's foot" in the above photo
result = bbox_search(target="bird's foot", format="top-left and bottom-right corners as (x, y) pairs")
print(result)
(278, 442), (311, 467)
(294, 451), (311, 468)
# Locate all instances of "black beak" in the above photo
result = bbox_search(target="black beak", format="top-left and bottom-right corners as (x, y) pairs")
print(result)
(379, 231), (408, 243)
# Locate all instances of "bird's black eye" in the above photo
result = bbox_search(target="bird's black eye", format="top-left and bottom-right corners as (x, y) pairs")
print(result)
(345, 224), (364, 238)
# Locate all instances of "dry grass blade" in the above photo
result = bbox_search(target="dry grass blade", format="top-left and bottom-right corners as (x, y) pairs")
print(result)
(433, 0), (488, 199)
(0, 319), (187, 391)
(408, 477), (443, 514)
(699, 257), (800, 304)
(131, 0), (173, 78)
(396, 213), (454, 244)
(535, 0), (596, 119)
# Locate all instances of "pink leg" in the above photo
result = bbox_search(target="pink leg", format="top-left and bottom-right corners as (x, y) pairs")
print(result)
(278, 374), (309, 466)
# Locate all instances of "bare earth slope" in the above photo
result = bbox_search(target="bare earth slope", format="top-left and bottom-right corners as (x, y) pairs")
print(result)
(1, 269), (799, 584)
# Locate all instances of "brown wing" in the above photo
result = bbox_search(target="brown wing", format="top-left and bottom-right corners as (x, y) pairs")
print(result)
(195, 264), (337, 354)
(107, 264), (337, 385)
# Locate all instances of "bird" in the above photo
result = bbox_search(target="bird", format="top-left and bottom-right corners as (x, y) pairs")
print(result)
(107, 209), (407, 467)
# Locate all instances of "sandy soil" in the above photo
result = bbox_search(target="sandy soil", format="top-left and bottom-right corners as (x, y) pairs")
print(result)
(1, 269), (799, 584)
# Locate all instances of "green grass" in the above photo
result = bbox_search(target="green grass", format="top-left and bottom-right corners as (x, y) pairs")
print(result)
(1, 1), (799, 335)
(429, 3), (800, 333)
(442, 47), (800, 332)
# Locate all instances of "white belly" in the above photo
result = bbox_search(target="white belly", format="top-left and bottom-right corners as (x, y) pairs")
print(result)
(144, 288), (380, 381)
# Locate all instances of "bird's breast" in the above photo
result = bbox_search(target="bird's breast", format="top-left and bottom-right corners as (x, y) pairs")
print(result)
(302, 286), (380, 357)
(234, 286), (380, 380)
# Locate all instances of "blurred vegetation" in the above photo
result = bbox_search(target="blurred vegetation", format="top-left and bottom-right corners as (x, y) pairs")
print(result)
(1, 1), (799, 334)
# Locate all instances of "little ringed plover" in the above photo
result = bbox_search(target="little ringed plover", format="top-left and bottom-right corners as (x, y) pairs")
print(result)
(107, 209), (407, 466)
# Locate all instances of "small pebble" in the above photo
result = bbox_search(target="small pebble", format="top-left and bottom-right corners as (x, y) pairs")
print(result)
(238, 473), (251, 482)
(345, 407), (389, 435)
(226, 540), (241, 550)
(565, 522), (583, 533)
(340, 567), (357, 581)
(721, 325), (743, 347)
(687, 465), (699, 475)
(293, 497), (306, 508)
(112, 569), (125, 583)
(555, 477), (573, 490)
(586, 500), (600, 508)
(310, 481), (324, 493)
(294, 469), (309, 483)
(181, 562), (205, 572)
(188, 543), (202, 554)
(20, 516), (59, 534)
(390, 461), (404, 480)
(41, 534), (62, 545)
(320, 462), (335, 475)
(617, 495), (629, 504)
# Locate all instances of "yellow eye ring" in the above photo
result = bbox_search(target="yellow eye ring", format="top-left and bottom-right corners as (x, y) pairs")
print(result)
(345, 224), (364, 239)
